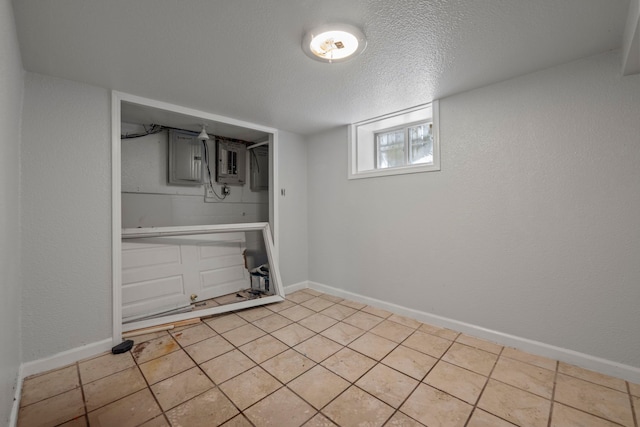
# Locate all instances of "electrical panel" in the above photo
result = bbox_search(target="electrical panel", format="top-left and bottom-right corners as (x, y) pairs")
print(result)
(168, 130), (204, 186)
(250, 145), (269, 191)
(217, 140), (246, 185)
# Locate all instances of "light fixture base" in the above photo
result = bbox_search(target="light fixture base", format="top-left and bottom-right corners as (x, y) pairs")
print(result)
(302, 23), (367, 63)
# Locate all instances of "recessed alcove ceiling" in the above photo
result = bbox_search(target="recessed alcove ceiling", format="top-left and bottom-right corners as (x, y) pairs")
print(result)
(13, 0), (631, 135)
(121, 102), (270, 142)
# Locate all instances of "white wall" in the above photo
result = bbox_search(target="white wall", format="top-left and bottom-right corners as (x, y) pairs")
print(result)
(307, 50), (640, 368)
(277, 131), (309, 286)
(20, 73), (112, 362)
(0, 0), (23, 422)
(121, 127), (268, 228)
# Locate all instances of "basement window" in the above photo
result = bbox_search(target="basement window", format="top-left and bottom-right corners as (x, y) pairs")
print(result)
(348, 101), (440, 179)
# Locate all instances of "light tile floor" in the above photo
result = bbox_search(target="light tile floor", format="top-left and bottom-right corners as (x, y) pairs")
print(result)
(18, 289), (640, 427)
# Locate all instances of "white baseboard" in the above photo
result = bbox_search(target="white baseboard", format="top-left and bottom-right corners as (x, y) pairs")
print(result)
(283, 280), (310, 294)
(10, 339), (112, 426)
(16, 282), (301, 381)
(20, 338), (113, 379)
(9, 365), (23, 427)
(308, 281), (640, 384)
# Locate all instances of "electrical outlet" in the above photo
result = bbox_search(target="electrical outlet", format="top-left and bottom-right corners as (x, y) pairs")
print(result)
(205, 185), (215, 198)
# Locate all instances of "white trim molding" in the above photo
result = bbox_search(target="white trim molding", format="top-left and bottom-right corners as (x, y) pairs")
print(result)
(20, 338), (113, 379)
(307, 281), (640, 383)
(9, 365), (23, 427)
(111, 91), (122, 346)
(284, 281), (310, 294)
(11, 339), (113, 426)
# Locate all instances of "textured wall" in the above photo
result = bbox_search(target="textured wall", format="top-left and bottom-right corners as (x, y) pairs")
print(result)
(21, 73), (111, 362)
(277, 131), (309, 286)
(307, 50), (640, 368)
(0, 0), (23, 422)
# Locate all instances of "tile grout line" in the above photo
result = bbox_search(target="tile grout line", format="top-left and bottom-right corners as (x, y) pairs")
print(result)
(553, 370), (636, 425)
(551, 398), (632, 426)
(202, 337), (276, 425)
(17, 365), (82, 412)
(78, 351), (160, 424)
(268, 295), (406, 426)
(213, 356), (310, 425)
(546, 360), (559, 427)
(167, 321), (249, 425)
(75, 362), (89, 426)
(134, 321), (243, 424)
(463, 346), (505, 427)
(131, 345), (173, 426)
(79, 359), (157, 424)
(292, 291), (519, 427)
(206, 307), (339, 425)
(370, 316), (473, 423)
(199, 305), (323, 412)
(231, 303), (332, 422)
(307, 289), (636, 426)
(628, 381), (638, 427)
(383, 328), (459, 426)
(554, 367), (631, 394)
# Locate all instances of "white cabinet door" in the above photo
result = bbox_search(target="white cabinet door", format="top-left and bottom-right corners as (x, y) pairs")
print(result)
(122, 232), (249, 321)
(178, 233), (250, 301)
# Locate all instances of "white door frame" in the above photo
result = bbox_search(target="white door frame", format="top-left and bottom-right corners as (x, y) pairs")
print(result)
(111, 91), (280, 345)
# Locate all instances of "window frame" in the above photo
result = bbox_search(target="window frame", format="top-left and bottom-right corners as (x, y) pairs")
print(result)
(348, 101), (440, 180)
(374, 120), (433, 169)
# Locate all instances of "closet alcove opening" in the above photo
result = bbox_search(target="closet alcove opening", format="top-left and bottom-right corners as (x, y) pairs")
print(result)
(111, 91), (283, 343)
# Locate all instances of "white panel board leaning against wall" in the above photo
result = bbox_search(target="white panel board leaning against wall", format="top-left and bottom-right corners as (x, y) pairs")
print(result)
(121, 223), (285, 333)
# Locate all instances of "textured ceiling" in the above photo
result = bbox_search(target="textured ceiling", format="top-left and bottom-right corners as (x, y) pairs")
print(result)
(12, 0), (630, 135)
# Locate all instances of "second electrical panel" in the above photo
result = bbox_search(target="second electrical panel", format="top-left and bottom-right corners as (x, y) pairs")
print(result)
(217, 140), (246, 185)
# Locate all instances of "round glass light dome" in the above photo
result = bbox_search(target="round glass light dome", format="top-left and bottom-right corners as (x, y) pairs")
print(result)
(302, 24), (366, 63)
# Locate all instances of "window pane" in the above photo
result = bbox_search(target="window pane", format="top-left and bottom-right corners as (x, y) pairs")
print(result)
(409, 124), (433, 165)
(377, 130), (405, 169)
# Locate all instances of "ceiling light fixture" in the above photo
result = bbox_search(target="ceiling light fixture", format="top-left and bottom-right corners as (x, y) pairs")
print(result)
(302, 24), (367, 63)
